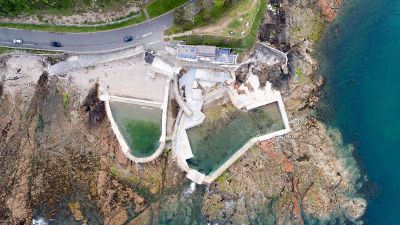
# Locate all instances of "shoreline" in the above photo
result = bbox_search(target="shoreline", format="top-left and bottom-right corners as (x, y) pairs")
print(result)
(314, 0), (370, 223)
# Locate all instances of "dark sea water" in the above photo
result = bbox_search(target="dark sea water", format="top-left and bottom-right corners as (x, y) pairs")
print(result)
(318, 0), (400, 224)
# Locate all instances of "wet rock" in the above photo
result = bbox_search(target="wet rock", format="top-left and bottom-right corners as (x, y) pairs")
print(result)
(344, 197), (367, 221)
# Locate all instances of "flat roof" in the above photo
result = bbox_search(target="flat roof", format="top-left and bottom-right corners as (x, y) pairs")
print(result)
(197, 45), (217, 56)
(177, 45), (197, 60)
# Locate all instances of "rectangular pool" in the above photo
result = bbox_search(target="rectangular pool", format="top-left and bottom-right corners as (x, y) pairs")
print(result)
(110, 101), (162, 157)
(186, 102), (284, 174)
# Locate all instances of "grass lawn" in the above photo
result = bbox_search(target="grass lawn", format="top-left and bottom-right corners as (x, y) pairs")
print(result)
(0, 46), (61, 55)
(146, 0), (188, 18)
(0, 12), (146, 32)
(165, 0), (239, 35)
(0, 47), (11, 55)
(222, 0), (260, 38)
(174, 0), (266, 51)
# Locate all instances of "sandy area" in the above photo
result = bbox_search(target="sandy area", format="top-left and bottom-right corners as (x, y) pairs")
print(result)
(1, 55), (46, 98)
(67, 55), (167, 102)
(1, 54), (167, 103)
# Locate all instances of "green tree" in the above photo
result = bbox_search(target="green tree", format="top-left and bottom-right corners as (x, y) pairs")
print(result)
(0, 0), (29, 15)
(174, 7), (186, 25)
(223, 0), (233, 7)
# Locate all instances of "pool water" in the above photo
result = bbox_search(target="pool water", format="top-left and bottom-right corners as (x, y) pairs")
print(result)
(187, 102), (284, 174)
(110, 101), (162, 157)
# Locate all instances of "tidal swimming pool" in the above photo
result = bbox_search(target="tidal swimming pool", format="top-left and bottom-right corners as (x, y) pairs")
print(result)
(110, 101), (162, 158)
(186, 102), (284, 175)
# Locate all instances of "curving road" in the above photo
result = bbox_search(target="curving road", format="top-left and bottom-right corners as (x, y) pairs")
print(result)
(0, 13), (173, 53)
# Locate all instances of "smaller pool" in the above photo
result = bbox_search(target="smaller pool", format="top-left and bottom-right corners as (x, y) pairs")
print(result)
(110, 101), (162, 157)
(186, 102), (284, 175)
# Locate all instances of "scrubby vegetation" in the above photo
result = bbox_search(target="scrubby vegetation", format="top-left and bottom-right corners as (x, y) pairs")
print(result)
(0, 0), (130, 16)
(310, 13), (326, 43)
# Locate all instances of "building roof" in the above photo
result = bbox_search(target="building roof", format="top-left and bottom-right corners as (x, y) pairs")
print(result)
(177, 45), (197, 60)
(197, 45), (217, 56)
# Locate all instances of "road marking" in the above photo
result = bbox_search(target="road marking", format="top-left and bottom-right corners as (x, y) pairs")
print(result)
(142, 32), (153, 38)
(147, 41), (160, 46)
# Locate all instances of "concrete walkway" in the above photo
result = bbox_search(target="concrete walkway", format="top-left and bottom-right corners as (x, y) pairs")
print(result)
(49, 45), (144, 75)
(143, 8), (151, 20)
(164, 31), (193, 40)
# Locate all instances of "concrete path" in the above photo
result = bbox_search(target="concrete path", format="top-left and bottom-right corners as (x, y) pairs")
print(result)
(143, 9), (151, 20)
(49, 46), (144, 75)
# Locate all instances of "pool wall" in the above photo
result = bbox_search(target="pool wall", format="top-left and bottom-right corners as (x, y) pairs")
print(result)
(173, 94), (290, 184)
(100, 79), (170, 163)
(204, 98), (290, 183)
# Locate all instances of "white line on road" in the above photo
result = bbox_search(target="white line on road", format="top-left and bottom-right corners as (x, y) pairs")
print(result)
(147, 41), (160, 46)
(142, 32), (153, 38)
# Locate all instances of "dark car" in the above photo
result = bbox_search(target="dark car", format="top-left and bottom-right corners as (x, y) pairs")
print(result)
(50, 41), (62, 47)
(124, 35), (133, 42)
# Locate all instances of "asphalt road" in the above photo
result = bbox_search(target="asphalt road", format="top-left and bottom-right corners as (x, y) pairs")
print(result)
(0, 13), (173, 53)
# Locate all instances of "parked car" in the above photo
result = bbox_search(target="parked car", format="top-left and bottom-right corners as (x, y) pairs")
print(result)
(50, 41), (62, 47)
(124, 35), (133, 42)
(13, 39), (23, 44)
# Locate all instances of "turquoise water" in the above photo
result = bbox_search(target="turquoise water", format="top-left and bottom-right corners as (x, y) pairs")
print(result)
(110, 101), (162, 157)
(187, 102), (284, 175)
(318, 0), (400, 223)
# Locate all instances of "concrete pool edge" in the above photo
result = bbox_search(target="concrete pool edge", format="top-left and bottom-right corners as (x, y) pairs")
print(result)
(100, 79), (170, 163)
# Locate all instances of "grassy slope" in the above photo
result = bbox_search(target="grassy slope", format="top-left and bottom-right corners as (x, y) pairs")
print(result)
(165, 0), (238, 35)
(0, 12), (146, 33)
(174, 0), (266, 51)
(0, 46), (62, 55)
(0, 0), (129, 16)
(0, 0), (186, 32)
(146, 0), (188, 18)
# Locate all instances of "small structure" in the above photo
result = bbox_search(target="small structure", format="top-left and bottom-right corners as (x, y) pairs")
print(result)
(197, 45), (217, 61)
(176, 44), (238, 65)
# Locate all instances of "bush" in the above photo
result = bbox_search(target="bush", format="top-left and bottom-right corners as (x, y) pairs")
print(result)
(174, 7), (186, 25)
(175, 35), (242, 49)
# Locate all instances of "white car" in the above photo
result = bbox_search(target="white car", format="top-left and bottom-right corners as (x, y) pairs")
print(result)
(13, 39), (23, 44)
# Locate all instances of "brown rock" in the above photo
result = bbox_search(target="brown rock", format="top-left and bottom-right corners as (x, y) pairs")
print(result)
(108, 208), (128, 225)
(68, 202), (85, 221)
(115, 148), (128, 166)
(128, 203), (159, 225)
